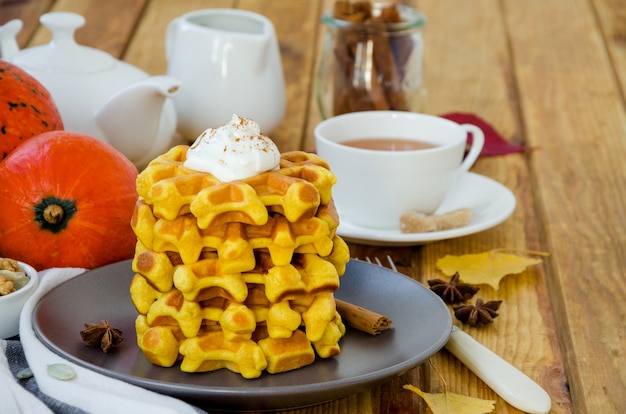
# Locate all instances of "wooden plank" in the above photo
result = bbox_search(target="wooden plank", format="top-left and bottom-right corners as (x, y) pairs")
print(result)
(237, 0), (322, 152)
(312, 0), (569, 412)
(303, 0), (334, 152)
(396, 1), (568, 413)
(593, 0), (626, 93)
(504, 0), (626, 412)
(24, 0), (146, 58)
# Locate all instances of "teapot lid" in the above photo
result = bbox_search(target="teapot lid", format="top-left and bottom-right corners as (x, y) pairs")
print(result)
(12, 12), (115, 73)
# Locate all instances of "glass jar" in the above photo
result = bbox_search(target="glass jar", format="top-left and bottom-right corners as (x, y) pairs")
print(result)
(316, 3), (427, 119)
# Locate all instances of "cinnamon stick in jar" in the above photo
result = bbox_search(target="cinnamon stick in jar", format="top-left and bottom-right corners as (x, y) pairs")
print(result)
(335, 298), (393, 335)
(330, 1), (414, 115)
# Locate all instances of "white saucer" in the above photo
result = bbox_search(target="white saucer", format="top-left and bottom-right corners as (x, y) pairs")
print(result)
(337, 172), (516, 246)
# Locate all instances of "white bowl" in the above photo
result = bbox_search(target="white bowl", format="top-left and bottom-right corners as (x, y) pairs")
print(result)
(0, 260), (39, 339)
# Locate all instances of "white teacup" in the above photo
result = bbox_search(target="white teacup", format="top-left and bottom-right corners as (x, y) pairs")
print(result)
(314, 111), (484, 230)
(165, 9), (286, 141)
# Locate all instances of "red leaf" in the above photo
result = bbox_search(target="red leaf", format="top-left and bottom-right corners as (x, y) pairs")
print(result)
(440, 112), (525, 156)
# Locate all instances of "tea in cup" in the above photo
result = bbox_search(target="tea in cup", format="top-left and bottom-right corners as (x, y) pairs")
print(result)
(314, 111), (484, 230)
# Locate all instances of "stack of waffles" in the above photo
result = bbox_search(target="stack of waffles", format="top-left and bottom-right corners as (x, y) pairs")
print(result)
(129, 145), (350, 378)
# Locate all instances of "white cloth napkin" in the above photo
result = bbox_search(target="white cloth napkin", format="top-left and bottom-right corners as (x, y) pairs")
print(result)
(1, 339), (54, 413)
(18, 267), (204, 414)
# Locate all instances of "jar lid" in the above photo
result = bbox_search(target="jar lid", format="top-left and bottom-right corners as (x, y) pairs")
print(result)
(321, 4), (426, 31)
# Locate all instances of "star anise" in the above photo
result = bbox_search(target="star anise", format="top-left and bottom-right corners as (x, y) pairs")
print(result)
(80, 320), (123, 353)
(427, 273), (479, 304)
(453, 298), (502, 326)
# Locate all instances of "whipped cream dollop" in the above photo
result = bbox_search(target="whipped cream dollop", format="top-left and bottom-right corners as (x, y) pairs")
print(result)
(183, 114), (281, 181)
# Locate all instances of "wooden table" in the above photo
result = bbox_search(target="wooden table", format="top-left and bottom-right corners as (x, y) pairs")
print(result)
(2, 0), (625, 413)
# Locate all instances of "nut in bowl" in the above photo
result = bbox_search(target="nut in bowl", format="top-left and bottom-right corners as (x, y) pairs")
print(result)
(0, 258), (39, 339)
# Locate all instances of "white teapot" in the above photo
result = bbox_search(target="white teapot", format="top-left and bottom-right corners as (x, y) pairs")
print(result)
(0, 12), (181, 168)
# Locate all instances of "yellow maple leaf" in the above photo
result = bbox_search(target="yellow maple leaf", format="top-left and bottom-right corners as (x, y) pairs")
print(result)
(436, 249), (548, 290)
(404, 384), (495, 414)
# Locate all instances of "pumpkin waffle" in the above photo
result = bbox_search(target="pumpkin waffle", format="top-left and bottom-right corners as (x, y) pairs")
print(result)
(132, 193), (342, 268)
(135, 315), (184, 367)
(132, 242), (174, 293)
(131, 252), (346, 339)
(130, 144), (350, 378)
(136, 146), (337, 225)
(179, 330), (269, 379)
(258, 329), (316, 374)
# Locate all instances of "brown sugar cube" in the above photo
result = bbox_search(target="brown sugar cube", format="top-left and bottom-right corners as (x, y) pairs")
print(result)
(400, 208), (472, 233)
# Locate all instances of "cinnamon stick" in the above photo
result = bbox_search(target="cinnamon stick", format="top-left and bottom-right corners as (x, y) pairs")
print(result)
(330, 1), (414, 115)
(335, 298), (393, 335)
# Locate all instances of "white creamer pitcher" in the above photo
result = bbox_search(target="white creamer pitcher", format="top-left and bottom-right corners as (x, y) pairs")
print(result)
(166, 9), (286, 141)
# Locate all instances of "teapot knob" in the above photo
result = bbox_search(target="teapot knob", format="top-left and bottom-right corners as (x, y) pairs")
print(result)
(40, 12), (85, 47)
(22, 12), (113, 72)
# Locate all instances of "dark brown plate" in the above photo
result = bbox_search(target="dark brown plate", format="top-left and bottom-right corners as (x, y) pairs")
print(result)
(33, 259), (451, 411)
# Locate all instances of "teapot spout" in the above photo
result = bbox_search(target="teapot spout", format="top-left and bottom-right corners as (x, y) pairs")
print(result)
(95, 75), (181, 165)
(0, 19), (23, 60)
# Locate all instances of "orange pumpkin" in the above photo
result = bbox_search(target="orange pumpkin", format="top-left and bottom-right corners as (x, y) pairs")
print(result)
(0, 60), (64, 160)
(0, 131), (139, 270)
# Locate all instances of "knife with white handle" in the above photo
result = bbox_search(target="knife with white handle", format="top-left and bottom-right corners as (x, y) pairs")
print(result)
(445, 326), (552, 414)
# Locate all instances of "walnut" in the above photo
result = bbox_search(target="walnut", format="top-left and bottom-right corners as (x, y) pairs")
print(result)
(0, 258), (29, 295)
(0, 276), (15, 296)
(0, 258), (21, 272)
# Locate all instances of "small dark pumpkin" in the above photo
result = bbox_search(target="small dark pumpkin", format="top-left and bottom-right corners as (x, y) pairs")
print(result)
(0, 60), (64, 160)
(0, 131), (138, 270)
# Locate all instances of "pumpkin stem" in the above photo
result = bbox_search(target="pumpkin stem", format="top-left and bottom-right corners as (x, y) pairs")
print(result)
(43, 204), (65, 224)
(33, 197), (78, 234)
